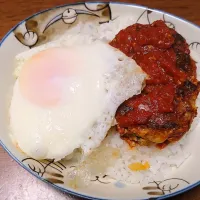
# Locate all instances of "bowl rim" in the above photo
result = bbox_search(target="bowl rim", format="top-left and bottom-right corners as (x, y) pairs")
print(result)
(0, 1), (200, 200)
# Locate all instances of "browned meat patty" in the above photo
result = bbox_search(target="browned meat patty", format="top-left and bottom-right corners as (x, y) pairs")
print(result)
(110, 20), (200, 148)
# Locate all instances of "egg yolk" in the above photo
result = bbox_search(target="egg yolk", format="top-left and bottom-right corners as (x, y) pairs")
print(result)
(19, 48), (73, 107)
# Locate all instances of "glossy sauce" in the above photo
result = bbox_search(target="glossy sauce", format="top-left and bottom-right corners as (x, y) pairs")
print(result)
(110, 20), (189, 127)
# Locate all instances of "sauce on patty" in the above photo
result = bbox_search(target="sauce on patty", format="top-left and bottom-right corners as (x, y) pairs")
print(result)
(110, 20), (199, 147)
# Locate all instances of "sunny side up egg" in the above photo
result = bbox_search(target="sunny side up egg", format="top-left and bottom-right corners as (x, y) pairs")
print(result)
(9, 36), (146, 161)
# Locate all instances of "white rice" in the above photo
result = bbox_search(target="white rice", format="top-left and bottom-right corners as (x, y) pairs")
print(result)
(55, 17), (136, 43)
(16, 17), (200, 185)
(105, 130), (191, 184)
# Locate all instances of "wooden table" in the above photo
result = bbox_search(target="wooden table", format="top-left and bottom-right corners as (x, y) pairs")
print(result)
(0, 0), (200, 199)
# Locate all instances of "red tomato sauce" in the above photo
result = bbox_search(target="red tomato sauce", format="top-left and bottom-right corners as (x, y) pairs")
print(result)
(110, 20), (189, 127)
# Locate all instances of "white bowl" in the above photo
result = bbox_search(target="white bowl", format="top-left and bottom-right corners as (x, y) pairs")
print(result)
(1, 2), (200, 200)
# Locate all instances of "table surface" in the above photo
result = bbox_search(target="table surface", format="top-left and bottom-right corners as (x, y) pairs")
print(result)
(0, 0), (200, 199)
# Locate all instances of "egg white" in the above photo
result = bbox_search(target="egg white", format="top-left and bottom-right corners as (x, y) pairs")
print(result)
(10, 36), (146, 161)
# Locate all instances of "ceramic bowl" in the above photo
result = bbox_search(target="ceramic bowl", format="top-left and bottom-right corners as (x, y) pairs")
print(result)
(1, 2), (200, 200)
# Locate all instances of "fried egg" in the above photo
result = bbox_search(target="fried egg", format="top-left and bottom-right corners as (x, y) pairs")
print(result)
(10, 35), (146, 161)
